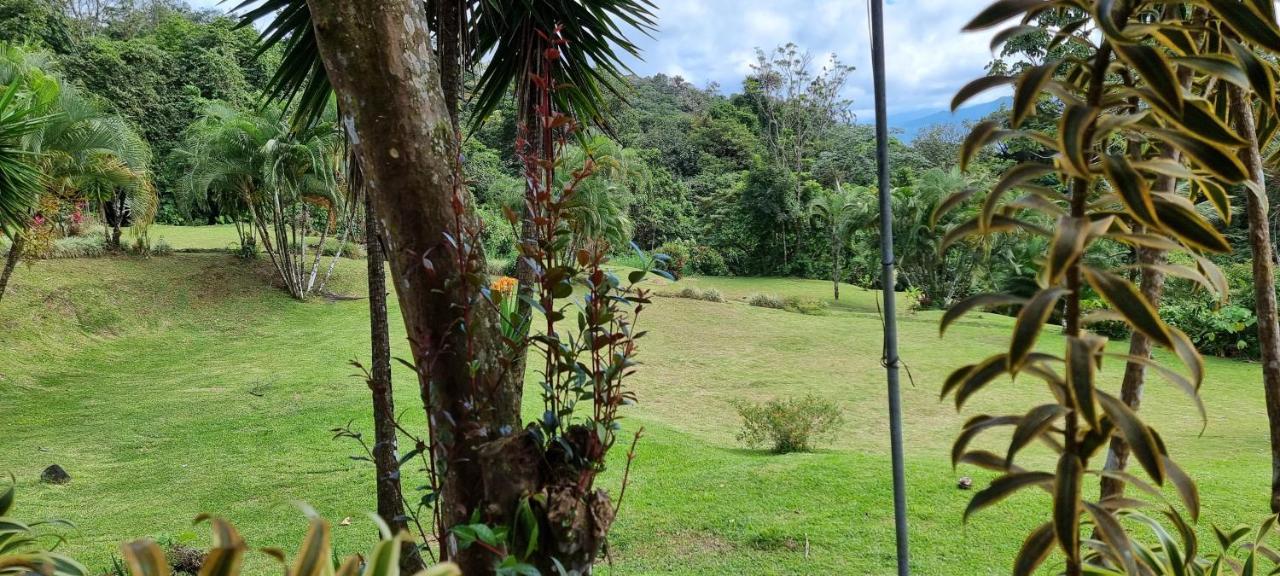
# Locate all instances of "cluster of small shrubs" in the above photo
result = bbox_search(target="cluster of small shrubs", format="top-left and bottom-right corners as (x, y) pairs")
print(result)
(733, 395), (845, 453)
(659, 286), (724, 303)
(43, 233), (108, 259)
(656, 240), (691, 279)
(747, 294), (828, 315)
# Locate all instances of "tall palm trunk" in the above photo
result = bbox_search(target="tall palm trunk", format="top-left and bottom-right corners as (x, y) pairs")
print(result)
(0, 234), (23, 305)
(1231, 85), (1280, 512)
(364, 186), (424, 573)
(307, 2), (518, 570)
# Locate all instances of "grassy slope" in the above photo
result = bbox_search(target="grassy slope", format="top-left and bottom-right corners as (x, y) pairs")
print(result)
(0, 242), (1273, 574)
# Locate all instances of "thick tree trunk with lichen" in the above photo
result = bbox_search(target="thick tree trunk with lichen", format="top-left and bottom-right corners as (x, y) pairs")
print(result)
(307, 1), (513, 570)
(0, 234), (23, 305)
(1231, 85), (1280, 513)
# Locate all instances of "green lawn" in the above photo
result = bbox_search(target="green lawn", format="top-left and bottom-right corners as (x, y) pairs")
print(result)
(1, 253), (1274, 574)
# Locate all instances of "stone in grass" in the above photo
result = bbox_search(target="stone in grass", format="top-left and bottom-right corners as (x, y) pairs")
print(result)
(40, 464), (70, 484)
(957, 476), (973, 490)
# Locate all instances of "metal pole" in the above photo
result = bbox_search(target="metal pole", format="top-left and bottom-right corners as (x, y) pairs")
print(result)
(870, 0), (910, 574)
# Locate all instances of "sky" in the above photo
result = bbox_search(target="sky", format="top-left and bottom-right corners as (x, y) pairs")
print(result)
(188, 0), (1002, 118)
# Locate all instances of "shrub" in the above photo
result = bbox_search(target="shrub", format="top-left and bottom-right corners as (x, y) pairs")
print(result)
(783, 296), (828, 316)
(152, 238), (172, 256)
(733, 395), (845, 453)
(49, 233), (107, 259)
(656, 240), (691, 279)
(688, 244), (729, 277)
(659, 286), (724, 303)
(748, 293), (786, 309)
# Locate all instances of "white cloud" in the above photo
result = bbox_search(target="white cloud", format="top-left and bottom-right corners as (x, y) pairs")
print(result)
(188, 0), (1001, 116)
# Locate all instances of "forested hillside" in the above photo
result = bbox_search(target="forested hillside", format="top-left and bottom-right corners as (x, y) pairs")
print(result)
(1, 0), (1271, 360)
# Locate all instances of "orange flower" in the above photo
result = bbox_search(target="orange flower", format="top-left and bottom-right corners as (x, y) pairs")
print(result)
(490, 276), (518, 293)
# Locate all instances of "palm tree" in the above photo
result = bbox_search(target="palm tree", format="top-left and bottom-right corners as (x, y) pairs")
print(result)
(0, 44), (155, 304)
(175, 102), (347, 300)
(809, 183), (869, 300)
(0, 82), (52, 306)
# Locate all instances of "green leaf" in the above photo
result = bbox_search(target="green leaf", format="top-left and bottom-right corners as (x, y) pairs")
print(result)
(963, 0), (1045, 31)
(1227, 37), (1278, 112)
(1144, 127), (1248, 183)
(1059, 104), (1097, 177)
(1174, 54), (1250, 88)
(1066, 336), (1101, 429)
(1053, 453), (1083, 557)
(121, 540), (172, 576)
(1013, 61), (1059, 128)
(953, 75), (1014, 112)
(1203, 0), (1280, 54)
(943, 293), (1027, 336)
(1010, 287), (1069, 371)
(1013, 522), (1056, 576)
(1164, 456), (1200, 522)
(964, 471), (1055, 522)
(1153, 194), (1232, 253)
(1103, 154), (1158, 227)
(960, 121), (1005, 173)
(1006, 404), (1067, 467)
(1083, 267), (1172, 348)
(983, 162), (1057, 230)
(955, 354), (1013, 409)
(362, 533), (401, 576)
(1114, 43), (1183, 112)
(1047, 216), (1089, 284)
(0, 481), (12, 517)
(952, 414), (1021, 467)
(1098, 391), (1166, 484)
(1086, 501), (1140, 574)
(290, 517), (333, 576)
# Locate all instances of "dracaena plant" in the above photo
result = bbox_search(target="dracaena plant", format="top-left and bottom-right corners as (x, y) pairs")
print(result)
(940, 1), (1280, 574)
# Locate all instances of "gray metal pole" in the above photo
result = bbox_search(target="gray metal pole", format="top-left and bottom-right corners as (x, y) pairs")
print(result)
(869, 0), (910, 574)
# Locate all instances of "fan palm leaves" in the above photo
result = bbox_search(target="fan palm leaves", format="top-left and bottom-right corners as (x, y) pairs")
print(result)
(230, 0), (655, 131)
(0, 82), (50, 237)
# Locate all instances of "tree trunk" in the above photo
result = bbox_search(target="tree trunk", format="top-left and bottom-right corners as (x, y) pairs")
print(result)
(363, 169), (425, 574)
(307, 2), (518, 570)
(0, 234), (24, 305)
(1231, 85), (1280, 513)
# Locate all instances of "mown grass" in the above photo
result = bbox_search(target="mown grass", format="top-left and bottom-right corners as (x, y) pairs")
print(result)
(1, 251), (1274, 574)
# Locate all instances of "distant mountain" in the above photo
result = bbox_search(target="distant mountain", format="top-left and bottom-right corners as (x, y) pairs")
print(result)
(884, 96), (1012, 143)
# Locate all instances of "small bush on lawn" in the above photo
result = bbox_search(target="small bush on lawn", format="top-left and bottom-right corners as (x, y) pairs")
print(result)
(734, 395), (845, 453)
(660, 286), (725, 303)
(748, 293), (786, 309)
(783, 296), (828, 316)
(50, 233), (107, 258)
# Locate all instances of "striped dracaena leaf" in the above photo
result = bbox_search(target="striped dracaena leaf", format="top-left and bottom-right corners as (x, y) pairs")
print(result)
(1114, 42), (1184, 112)
(1013, 61), (1060, 128)
(1103, 154), (1158, 227)
(1013, 522), (1056, 576)
(959, 120), (1005, 173)
(1174, 54), (1250, 88)
(954, 354), (1012, 409)
(964, 0), (1048, 32)
(1006, 404), (1068, 467)
(952, 414), (1020, 468)
(1098, 391), (1166, 485)
(964, 471), (1055, 522)
(1053, 453), (1084, 556)
(1143, 126), (1248, 183)
(1010, 287), (1069, 371)
(1083, 267), (1173, 348)
(1226, 38), (1278, 113)
(1065, 335), (1103, 429)
(1152, 194), (1232, 253)
(1201, 0), (1280, 54)
(290, 518), (334, 576)
(1047, 216), (1089, 284)
(953, 75), (1014, 112)
(1058, 104), (1097, 178)
(122, 541), (171, 576)
(942, 293), (1027, 335)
